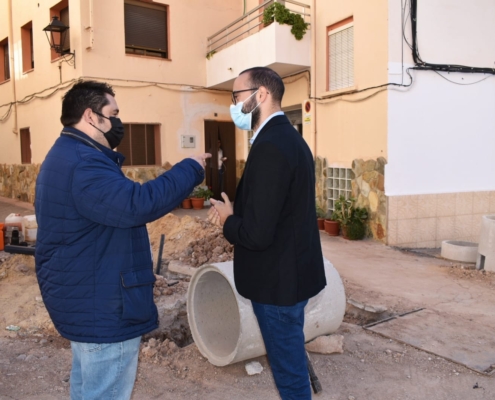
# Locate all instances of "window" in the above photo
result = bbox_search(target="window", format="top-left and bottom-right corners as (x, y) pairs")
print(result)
(21, 22), (34, 72)
(124, 1), (168, 59)
(50, 0), (70, 60)
(0, 37), (9, 82)
(327, 17), (354, 91)
(118, 124), (161, 166)
(20, 128), (32, 164)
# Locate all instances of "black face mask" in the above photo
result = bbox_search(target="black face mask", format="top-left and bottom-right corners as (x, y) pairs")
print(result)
(92, 111), (125, 149)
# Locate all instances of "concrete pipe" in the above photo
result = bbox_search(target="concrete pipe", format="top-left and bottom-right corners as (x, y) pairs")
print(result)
(477, 215), (495, 272)
(187, 258), (346, 366)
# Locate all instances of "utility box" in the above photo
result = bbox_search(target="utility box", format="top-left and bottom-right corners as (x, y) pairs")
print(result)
(181, 135), (196, 148)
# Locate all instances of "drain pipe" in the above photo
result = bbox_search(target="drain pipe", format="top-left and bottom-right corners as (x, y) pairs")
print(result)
(8, 0), (18, 135)
(187, 258), (346, 366)
(311, 0), (317, 156)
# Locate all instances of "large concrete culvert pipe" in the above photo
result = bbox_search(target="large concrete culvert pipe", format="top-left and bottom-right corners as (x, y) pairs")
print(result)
(187, 258), (346, 366)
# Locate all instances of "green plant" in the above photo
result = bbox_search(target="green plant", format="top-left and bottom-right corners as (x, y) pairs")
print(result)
(345, 219), (367, 240)
(316, 205), (326, 219)
(332, 195), (354, 226)
(191, 186), (214, 200)
(333, 196), (368, 224)
(262, 3), (309, 40)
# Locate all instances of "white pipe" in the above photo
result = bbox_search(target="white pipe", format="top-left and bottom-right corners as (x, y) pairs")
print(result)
(8, 0), (18, 135)
(187, 258), (346, 366)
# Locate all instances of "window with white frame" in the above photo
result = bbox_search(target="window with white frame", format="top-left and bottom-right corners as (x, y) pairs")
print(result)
(328, 19), (354, 91)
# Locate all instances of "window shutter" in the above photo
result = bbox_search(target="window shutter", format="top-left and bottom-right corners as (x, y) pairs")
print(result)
(146, 125), (156, 165)
(3, 43), (9, 81)
(329, 26), (354, 91)
(131, 124), (147, 166)
(124, 4), (167, 55)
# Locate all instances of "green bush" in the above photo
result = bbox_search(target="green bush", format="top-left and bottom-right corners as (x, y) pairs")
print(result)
(262, 3), (309, 40)
(345, 220), (366, 240)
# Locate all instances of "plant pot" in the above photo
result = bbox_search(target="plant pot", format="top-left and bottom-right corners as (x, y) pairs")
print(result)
(341, 225), (349, 240)
(190, 197), (205, 210)
(317, 218), (325, 230)
(324, 220), (340, 236)
(181, 198), (192, 209)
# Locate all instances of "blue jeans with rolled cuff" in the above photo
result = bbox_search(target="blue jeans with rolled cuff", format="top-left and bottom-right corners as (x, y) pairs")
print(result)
(70, 335), (141, 400)
(252, 299), (311, 400)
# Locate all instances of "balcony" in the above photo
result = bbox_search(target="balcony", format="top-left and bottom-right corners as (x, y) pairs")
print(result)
(206, 0), (311, 90)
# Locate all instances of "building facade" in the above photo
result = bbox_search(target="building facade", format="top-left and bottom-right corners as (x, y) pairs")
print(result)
(1, 0), (494, 247)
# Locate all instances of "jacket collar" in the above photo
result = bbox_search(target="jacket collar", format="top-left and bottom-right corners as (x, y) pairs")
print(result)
(61, 126), (125, 166)
(255, 114), (290, 139)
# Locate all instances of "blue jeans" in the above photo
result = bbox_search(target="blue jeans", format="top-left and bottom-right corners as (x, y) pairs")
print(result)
(70, 336), (141, 400)
(252, 300), (311, 400)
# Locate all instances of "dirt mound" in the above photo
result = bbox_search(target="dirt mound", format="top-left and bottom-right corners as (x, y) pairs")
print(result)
(0, 253), (55, 337)
(147, 213), (233, 269)
(0, 213), (233, 343)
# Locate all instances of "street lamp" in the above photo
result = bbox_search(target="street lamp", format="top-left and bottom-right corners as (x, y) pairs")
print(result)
(43, 16), (75, 66)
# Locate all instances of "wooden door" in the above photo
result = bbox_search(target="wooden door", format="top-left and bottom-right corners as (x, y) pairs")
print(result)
(204, 120), (236, 201)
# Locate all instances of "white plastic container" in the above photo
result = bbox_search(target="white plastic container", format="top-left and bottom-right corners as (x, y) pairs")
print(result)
(5, 213), (24, 245)
(23, 215), (37, 243)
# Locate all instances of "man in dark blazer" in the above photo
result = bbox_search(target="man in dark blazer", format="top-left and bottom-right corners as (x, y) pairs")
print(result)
(210, 67), (326, 399)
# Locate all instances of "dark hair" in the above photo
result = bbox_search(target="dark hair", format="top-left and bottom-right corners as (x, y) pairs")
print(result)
(60, 80), (115, 126)
(239, 67), (285, 104)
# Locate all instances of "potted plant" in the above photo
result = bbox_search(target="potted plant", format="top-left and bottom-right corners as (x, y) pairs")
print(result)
(190, 186), (214, 210)
(332, 195), (368, 240)
(181, 197), (192, 209)
(316, 205), (326, 230)
(324, 211), (340, 236)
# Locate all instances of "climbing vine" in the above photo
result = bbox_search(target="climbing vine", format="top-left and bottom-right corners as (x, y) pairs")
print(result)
(262, 3), (309, 40)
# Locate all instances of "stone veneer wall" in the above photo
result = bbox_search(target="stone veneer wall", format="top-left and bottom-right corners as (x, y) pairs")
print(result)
(314, 156), (327, 212)
(352, 158), (387, 242)
(315, 157), (387, 242)
(0, 164), (170, 204)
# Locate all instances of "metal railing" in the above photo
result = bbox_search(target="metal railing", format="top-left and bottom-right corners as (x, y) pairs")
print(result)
(207, 0), (310, 56)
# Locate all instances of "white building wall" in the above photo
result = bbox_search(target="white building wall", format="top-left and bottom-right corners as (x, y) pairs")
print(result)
(385, 0), (495, 196)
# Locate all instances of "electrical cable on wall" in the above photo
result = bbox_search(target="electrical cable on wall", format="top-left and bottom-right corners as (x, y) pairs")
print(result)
(0, 77), (231, 123)
(409, 0), (495, 76)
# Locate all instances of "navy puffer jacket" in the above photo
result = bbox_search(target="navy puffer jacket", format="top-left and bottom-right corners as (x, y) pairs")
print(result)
(35, 127), (204, 343)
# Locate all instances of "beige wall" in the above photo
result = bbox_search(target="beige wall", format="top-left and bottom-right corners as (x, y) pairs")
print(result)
(0, 0), (242, 165)
(313, 0), (388, 166)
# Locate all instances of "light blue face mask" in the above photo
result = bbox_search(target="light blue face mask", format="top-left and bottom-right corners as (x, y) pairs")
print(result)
(229, 90), (260, 131)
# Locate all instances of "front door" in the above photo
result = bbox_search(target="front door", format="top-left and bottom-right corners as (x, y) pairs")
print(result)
(204, 120), (236, 201)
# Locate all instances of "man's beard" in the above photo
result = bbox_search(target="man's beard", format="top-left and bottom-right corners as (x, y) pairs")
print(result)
(242, 96), (261, 130)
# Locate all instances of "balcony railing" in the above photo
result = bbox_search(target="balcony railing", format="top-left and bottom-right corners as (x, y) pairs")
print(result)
(207, 0), (310, 56)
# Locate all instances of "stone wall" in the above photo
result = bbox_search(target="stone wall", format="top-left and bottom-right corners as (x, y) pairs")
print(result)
(352, 157), (387, 241)
(0, 164), (40, 204)
(314, 156), (388, 242)
(0, 164), (171, 204)
(315, 156), (328, 212)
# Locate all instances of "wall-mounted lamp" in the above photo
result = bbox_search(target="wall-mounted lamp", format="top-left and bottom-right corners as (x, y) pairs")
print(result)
(43, 16), (75, 67)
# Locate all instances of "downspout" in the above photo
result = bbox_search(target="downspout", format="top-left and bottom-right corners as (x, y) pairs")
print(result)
(311, 0), (316, 156)
(8, 0), (18, 135)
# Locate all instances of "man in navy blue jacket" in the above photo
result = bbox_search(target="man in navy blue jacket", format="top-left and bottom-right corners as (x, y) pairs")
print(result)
(211, 68), (326, 399)
(35, 80), (210, 400)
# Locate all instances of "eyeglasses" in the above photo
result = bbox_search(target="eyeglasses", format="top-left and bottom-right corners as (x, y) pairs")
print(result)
(231, 88), (258, 105)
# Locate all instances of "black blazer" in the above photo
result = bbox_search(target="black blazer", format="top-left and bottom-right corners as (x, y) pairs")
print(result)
(223, 115), (326, 306)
